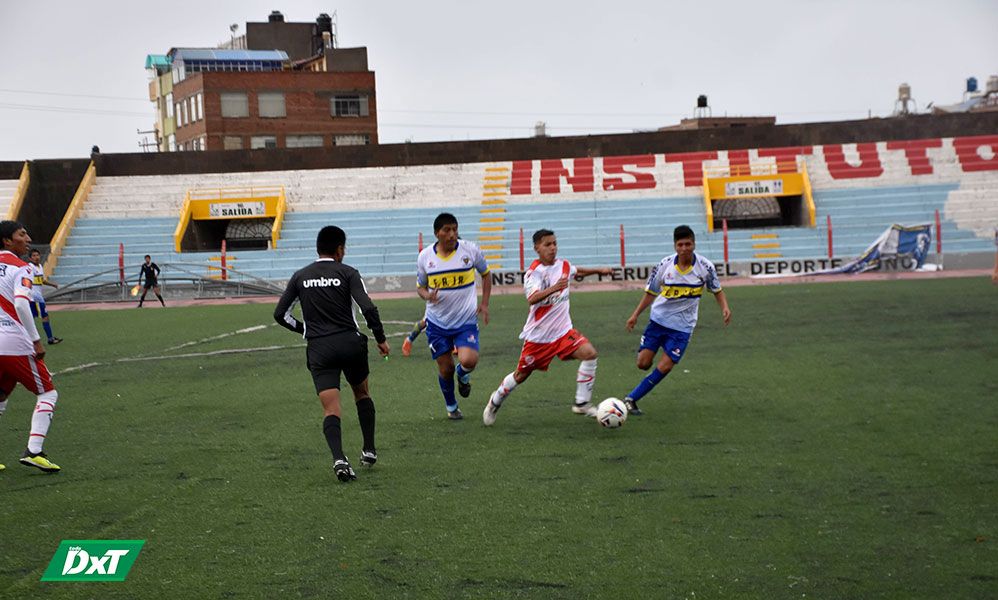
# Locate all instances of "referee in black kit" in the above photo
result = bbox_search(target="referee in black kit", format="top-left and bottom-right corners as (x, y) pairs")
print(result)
(274, 226), (390, 482)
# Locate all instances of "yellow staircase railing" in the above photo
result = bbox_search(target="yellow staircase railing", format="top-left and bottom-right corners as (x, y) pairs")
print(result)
(6, 161), (29, 220)
(44, 161), (95, 278)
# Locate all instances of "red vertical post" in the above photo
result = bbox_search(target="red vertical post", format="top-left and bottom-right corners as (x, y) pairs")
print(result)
(519, 227), (525, 271)
(619, 224), (626, 268)
(722, 219), (729, 264)
(221, 239), (227, 281)
(827, 215), (834, 259)
(418, 232), (424, 253)
(934, 209), (942, 254)
(118, 243), (125, 284)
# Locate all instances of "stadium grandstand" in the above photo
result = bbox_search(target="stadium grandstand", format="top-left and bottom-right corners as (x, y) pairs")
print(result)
(1, 111), (995, 302)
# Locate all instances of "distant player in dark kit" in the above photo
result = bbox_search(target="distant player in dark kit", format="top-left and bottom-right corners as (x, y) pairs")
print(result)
(137, 255), (165, 307)
(274, 225), (390, 482)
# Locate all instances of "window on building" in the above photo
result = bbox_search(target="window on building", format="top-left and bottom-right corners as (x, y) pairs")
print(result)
(166, 93), (174, 118)
(334, 134), (370, 146)
(258, 92), (286, 118)
(220, 92), (249, 118)
(168, 135), (176, 152)
(250, 135), (278, 150)
(196, 93), (203, 121)
(331, 95), (370, 117)
(286, 135), (324, 148)
(223, 136), (244, 150)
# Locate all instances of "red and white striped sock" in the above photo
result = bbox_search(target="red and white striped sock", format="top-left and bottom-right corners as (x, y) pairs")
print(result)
(27, 390), (57, 454)
(492, 373), (518, 407)
(575, 359), (598, 405)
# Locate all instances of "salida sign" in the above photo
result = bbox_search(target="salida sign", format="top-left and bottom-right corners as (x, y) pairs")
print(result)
(506, 135), (998, 193)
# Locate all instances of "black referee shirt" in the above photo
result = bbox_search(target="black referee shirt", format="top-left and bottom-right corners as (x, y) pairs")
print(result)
(139, 262), (160, 284)
(273, 258), (387, 343)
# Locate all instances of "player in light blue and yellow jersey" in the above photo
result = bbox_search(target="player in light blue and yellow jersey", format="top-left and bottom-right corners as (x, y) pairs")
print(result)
(622, 225), (731, 415)
(416, 213), (492, 419)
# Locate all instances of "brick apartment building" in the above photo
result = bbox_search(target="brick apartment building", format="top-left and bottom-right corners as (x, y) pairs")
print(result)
(146, 11), (377, 152)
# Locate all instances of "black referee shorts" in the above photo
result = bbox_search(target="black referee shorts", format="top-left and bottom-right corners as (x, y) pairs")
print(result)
(306, 331), (370, 393)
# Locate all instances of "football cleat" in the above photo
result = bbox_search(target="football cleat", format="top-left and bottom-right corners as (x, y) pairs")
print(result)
(401, 337), (413, 357)
(360, 450), (377, 467)
(447, 408), (464, 420)
(0, 463), (5, 471)
(623, 398), (643, 416)
(333, 459), (356, 482)
(20, 450), (61, 473)
(457, 376), (471, 398)
(48, 337), (64, 345)
(483, 395), (501, 426)
(571, 402), (598, 417)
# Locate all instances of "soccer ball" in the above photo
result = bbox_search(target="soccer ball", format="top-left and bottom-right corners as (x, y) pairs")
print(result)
(596, 397), (627, 429)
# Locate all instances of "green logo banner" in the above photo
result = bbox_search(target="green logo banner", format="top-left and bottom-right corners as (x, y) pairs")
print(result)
(41, 540), (145, 582)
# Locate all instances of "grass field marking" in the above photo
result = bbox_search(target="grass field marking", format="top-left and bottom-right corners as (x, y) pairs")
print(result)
(161, 324), (275, 353)
(55, 361), (104, 375)
(118, 344), (306, 363)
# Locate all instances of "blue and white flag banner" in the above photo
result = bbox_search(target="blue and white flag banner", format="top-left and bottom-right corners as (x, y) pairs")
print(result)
(826, 224), (933, 274)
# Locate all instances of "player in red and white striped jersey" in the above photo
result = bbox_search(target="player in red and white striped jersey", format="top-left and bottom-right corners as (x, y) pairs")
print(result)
(483, 229), (612, 425)
(0, 221), (61, 473)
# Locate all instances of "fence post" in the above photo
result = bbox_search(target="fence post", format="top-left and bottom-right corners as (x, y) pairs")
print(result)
(619, 224), (626, 268)
(519, 227), (524, 271)
(827, 215), (834, 259)
(722, 219), (729, 264)
(934, 209), (942, 255)
(221, 239), (228, 281)
(118, 243), (125, 284)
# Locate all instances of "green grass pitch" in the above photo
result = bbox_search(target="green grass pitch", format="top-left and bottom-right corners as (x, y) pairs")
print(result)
(1, 277), (995, 598)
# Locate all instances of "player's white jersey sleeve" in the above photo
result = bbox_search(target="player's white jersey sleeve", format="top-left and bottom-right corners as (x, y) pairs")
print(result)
(0, 254), (39, 355)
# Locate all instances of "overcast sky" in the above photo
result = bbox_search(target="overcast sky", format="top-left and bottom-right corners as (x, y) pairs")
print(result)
(0, 0), (995, 161)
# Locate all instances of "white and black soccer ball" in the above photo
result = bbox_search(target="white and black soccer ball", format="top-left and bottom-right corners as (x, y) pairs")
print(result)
(596, 397), (628, 429)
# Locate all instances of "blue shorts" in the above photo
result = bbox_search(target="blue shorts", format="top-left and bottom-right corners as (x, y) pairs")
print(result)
(425, 320), (480, 359)
(638, 320), (691, 364)
(30, 299), (47, 318)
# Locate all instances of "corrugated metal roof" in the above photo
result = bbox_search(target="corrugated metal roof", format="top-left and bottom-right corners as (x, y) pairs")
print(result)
(168, 48), (289, 62)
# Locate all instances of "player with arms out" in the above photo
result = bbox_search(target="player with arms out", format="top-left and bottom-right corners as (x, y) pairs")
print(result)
(137, 254), (165, 307)
(26, 248), (63, 345)
(0, 221), (62, 473)
(483, 229), (612, 425)
(622, 225), (731, 416)
(416, 213), (491, 420)
(274, 226), (390, 482)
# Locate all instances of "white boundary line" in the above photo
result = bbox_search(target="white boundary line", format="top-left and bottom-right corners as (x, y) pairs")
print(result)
(53, 330), (412, 375)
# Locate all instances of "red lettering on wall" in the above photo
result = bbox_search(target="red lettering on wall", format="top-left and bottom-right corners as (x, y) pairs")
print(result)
(510, 160), (532, 195)
(823, 143), (884, 179)
(539, 158), (595, 193)
(726, 150), (751, 176)
(663, 151), (719, 187)
(884, 139), (942, 175)
(756, 146), (813, 173)
(953, 135), (998, 172)
(602, 155), (656, 191)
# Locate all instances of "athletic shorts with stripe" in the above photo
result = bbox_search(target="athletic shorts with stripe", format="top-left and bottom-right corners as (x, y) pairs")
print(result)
(0, 354), (56, 395)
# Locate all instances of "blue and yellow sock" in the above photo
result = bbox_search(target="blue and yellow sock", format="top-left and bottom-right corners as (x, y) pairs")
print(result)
(438, 375), (457, 412)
